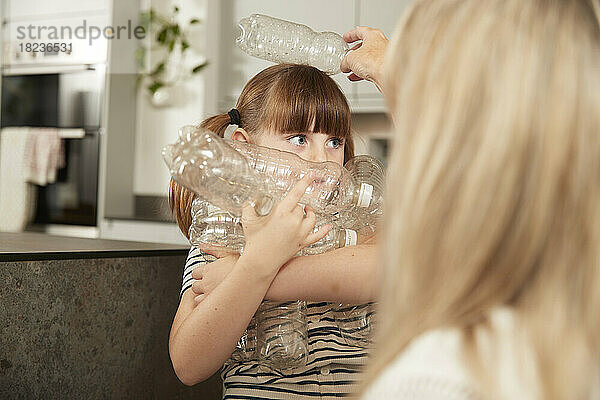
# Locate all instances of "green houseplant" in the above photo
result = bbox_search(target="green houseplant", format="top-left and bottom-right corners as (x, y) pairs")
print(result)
(137, 6), (208, 106)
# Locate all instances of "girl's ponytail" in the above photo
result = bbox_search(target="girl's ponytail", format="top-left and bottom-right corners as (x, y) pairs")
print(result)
(168, 113), (232, 238)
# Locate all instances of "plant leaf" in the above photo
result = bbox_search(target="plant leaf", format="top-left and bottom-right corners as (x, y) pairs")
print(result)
(181, 40), (190, 52)
(171, 24), (180, 36)
(189, 18), (200, 24)
(156, 27), (168, 44)
(192, 62), (208, 74)
(149, 62), (165, 77)
(148, 81), (164, 94)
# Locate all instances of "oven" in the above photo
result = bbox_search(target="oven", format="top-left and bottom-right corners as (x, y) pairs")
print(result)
(1, 65), (104, 227)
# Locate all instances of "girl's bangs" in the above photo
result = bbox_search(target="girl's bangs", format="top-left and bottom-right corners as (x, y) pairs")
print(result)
(262, 66), (351, 140)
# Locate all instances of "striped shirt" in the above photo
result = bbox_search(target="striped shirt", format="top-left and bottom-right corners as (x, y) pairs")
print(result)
(181, 246), (374, 399)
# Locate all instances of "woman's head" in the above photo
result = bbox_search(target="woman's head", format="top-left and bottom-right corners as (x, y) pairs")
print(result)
(170, 63), (354, 237)
(370, 0), (600, 397)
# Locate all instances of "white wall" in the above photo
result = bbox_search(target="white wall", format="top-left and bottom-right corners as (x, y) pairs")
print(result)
(133, 0), (207, 196)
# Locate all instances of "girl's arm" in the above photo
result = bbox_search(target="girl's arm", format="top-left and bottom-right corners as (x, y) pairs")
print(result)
(192, 243), (379, 304)
(169, 177), (328, 385)
(170, 254), (275, 385)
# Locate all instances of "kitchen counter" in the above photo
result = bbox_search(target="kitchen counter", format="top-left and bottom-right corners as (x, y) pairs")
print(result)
(0, 232), (222, 399)
(0, 232), (189, 261)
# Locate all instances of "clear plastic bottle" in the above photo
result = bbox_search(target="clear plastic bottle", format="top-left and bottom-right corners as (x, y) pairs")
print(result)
(236, 14), (349, 75)
(333, 303), (376, 348)
(334, 155), (385, 237)
(162, 125), (275, 216)
(228, 139), (379, 214)
(189, 197), (357, 256)
(163, 125), (380, 216)
(257, 300), (308, 372)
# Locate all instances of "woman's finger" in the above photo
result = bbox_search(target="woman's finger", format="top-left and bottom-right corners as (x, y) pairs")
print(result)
(194, 294), (206, 304)
(348, 73), (365, 82)
(343, 26), (370, 43)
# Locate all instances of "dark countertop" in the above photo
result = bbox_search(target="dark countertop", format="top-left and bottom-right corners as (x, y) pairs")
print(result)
(0, 232), (190, 261)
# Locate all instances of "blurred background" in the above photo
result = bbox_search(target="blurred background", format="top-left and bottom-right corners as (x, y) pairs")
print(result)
(0, 0), (409, 245)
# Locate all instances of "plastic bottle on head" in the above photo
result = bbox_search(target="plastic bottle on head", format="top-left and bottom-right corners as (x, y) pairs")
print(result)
(236, 14), (349, 75)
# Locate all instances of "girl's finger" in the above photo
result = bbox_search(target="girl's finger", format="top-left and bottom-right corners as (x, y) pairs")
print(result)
(300, 207), (317, 233)
(194, 294), (206, 304)
(302, 224), (332, 247)
(280, 175), (313, 211)
(191, 279), (204, 295)
(191, 266), (203, 280)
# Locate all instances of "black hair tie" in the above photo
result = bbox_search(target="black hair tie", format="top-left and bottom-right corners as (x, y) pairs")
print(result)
(228, 108), (242, 127)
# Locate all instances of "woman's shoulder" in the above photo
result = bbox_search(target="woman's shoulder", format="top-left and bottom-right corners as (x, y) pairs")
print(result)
(362, 308), (535, 400)
(364, 325), (480, 400)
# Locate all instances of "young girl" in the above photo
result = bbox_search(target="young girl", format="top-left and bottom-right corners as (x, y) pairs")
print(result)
(168, 63), (378, 399)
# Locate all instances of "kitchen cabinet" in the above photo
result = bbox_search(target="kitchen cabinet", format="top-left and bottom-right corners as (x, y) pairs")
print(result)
(7, 0), (110, 21)
(207, 0), (413, 113)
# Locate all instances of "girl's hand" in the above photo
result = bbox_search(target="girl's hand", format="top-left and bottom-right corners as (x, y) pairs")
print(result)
(193, 243), (238, 259)
(191, 254), (238, 304)
(340, 26), (389, 93)
(241, 176), (331, 278)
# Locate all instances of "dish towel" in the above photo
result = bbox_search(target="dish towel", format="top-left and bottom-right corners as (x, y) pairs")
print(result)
(0, 127), (37, 232)
(24, 128), (65, 186)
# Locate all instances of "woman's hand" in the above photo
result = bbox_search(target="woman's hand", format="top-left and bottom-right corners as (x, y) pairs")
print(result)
(191, 255), (238, 304)
(240, 176), (331, 279)
(340, 26), (389, 93)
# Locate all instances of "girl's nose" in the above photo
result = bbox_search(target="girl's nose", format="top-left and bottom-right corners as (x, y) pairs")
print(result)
(309, 146), (328, 163)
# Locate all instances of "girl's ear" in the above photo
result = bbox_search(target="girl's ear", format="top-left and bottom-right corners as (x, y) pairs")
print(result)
(231, 128), (250, 142)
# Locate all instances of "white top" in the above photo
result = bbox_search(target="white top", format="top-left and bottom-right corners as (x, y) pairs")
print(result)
(362, 308), (543, 400)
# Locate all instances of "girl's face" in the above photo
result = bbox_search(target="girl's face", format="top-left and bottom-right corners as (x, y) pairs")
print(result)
(254, 131), (345, 166)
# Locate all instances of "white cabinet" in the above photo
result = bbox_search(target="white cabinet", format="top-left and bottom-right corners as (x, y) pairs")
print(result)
(7, 0), (110, 20)
(209, 0), (411, 113)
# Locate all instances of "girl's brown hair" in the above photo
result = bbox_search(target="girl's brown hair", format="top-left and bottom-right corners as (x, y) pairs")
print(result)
(169, 63), (354, 238)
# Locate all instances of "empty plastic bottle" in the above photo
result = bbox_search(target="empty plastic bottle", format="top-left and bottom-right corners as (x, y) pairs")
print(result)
(162, 125), (275, 216)
(189, 197), (357, 256)
(333, 303), (376, 348)
(228, 139), (380, 214)
(257, 300), (308, 372)
(236, 14), (349, 75)
(163, 126), (381, 217)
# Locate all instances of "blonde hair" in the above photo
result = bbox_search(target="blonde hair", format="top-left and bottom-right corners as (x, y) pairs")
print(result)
(365, 0), (600, 398)
(169, 63), (354, 238)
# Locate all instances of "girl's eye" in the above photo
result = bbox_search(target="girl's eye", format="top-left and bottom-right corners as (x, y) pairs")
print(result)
(327, 138), (343, 149)
(288, 135), (307, 146)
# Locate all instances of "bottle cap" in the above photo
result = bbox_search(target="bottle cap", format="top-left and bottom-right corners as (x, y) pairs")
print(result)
(344, 229), (357, 247)
(357, 183), (373, 208)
